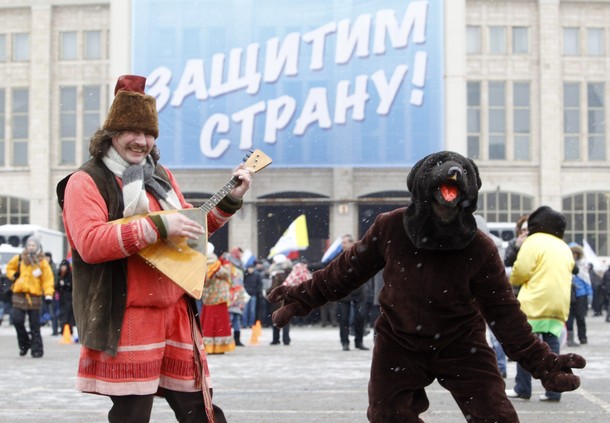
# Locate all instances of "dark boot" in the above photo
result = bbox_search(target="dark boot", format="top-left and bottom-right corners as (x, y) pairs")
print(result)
(234, 331), (244, 347)
(355, 342), (369, 350)
(567, 331), (580, 347)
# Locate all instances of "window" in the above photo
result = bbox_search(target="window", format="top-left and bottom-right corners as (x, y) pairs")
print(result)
(467, 82), (481, 159)
(513, 82), (530, 160)
(563, 83), (580, 160)
(84, 30), (102, 59)
(0, 89), (4, 165)
(0, 196), (30, 225)
(0, 34), (6, 62)
(563, 27), (579, 56)
(60, 31), (77, 60)
(587, 28), (604, 56)
(12, 88), (28, 166)
(512, 27), (529, 54)
(83, 85), (101, 162)
(12, 33), (29, 62)
(488, 82), (506, 159)
(489, 26), (506, 54)
(467, 81), (531, 162)
(563, 192), (609, 255)
(60, 87), (77, 164)
(587, 83), (605, 160)
(466, 26), (481, 54)
(477, 191), (533, 224)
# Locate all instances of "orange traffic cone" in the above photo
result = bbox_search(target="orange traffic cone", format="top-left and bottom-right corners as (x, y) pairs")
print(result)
(249, 323), (260, 345)
(60, 324), (73, 344)
(253, 320), (262, 337)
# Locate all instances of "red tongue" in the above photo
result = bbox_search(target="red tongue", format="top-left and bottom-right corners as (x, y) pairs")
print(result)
(441, 184), (458, 202)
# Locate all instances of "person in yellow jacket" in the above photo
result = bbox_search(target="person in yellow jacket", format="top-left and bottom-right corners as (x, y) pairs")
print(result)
(506, 206), (574, 402)
(5, 236), (55, 358)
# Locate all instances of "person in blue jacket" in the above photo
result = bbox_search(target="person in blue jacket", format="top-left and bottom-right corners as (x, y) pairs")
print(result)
(566, 243), (593, 346)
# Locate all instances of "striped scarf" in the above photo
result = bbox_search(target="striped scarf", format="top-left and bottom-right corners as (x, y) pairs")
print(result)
(102, 146), (182, 217)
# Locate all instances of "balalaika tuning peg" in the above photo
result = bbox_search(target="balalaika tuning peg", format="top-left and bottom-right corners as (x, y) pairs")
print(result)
(243, 149), (253, 162)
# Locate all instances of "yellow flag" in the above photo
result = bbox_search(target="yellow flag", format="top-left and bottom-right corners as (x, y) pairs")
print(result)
(268, 214), (309, 258)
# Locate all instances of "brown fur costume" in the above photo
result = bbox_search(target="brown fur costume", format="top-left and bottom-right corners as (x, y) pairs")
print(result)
(269, 151), (585, 422)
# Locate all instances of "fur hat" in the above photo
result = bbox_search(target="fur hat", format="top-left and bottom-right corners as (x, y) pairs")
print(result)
(103, 75), (158, 138)
(569, 243), (584, 259)
(527, 206), (566, 239)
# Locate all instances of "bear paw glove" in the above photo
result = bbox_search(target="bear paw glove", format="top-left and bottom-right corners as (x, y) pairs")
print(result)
(267, 285), (312, 328)
(539, 353), (586, 392)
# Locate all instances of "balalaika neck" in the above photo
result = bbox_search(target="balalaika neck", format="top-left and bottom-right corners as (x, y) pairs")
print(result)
(199, 176), (239, 214)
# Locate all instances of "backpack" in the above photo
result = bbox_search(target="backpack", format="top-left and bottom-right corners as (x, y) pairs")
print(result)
(0, 275), (12, 302)
(1, 255), (21, 302)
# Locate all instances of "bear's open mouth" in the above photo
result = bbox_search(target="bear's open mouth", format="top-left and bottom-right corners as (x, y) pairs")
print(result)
(440, 183), (458, 202)
(432, 183), (461, 221)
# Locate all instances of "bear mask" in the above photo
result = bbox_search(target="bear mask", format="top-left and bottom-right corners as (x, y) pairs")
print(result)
(403, 151), (482, 251)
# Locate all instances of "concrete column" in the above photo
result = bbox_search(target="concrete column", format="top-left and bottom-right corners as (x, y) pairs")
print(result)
(109, 0), (131, 78)
(444, 0), (467, 154)
(331, 167), (357, 238)
(227, 201), (257, 252)
(538, 0), (562, 209)
(29, 4), (52, 227)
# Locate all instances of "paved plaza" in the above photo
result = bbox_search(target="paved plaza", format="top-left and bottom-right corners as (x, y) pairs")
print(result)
(0, 315), (608, 422)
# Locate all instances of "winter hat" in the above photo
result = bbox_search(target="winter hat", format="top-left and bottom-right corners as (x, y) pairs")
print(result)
(273, 254), (287, 264)
(206, 242), (218, 265)
(103, 75), (159, 138)
(527, 206), (566, 239)
(25, 236), (43, 255)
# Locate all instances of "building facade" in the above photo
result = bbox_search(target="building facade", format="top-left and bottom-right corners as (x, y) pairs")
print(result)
(0, 0), (609, 260)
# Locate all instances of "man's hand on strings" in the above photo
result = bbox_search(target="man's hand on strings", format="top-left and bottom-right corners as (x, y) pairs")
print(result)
(164, 213), (205, 240)
(229, 163), (254, 200)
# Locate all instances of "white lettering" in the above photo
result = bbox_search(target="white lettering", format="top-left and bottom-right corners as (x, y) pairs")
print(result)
(264, 95), (297, 143)
(264, 33), (300, 82)
(335, 14), (372, 64)
(232, 101), (266, 150)
(373, 1), (428, 54)
(147, 67), (172, 111)
(335, 76), (369, 123)
(294, 88), (332, 135)
(171, 59), (208, 107)
(200, 113), (230, 158)
(370, 65), (408, 115)
(208, 45), (262, 97)
(302, 22), (337, 70)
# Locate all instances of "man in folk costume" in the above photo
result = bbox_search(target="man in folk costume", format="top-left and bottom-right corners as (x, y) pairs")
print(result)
(57, 75), (253, 423)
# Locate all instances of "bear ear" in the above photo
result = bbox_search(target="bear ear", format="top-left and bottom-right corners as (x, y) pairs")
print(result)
(407, 154), (428, 192)
(468, 158), (482, 189)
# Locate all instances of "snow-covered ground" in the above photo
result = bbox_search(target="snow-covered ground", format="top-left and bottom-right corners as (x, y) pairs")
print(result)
(0, 317), (609, 422)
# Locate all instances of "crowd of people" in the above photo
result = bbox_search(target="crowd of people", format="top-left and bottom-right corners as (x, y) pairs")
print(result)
(196, 238), (379, 353)
(0, 74), (604, 422)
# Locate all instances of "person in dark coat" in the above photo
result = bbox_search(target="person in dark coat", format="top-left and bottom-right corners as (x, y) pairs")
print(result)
(268, 254), (293, 345)
(336, 234), (369, 351)
(55, 259), (75, 335)
(269, 151), (586, 422)
(242, 262), (263, 327)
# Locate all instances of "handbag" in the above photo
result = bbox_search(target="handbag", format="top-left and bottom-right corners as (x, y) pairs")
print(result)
(12, 292), (43, 311)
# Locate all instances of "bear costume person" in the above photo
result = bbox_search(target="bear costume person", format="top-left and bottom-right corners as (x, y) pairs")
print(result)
(268, 151), (586, 422)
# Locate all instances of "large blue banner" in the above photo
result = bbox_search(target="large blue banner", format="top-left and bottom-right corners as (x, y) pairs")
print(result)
(132, 0), (443, 168)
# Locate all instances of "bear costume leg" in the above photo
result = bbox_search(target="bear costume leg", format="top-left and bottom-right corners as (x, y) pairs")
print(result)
(367, 333), (519, 423)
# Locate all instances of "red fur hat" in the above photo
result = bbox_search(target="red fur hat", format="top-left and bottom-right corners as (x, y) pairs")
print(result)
(103, 75), (159, 138)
